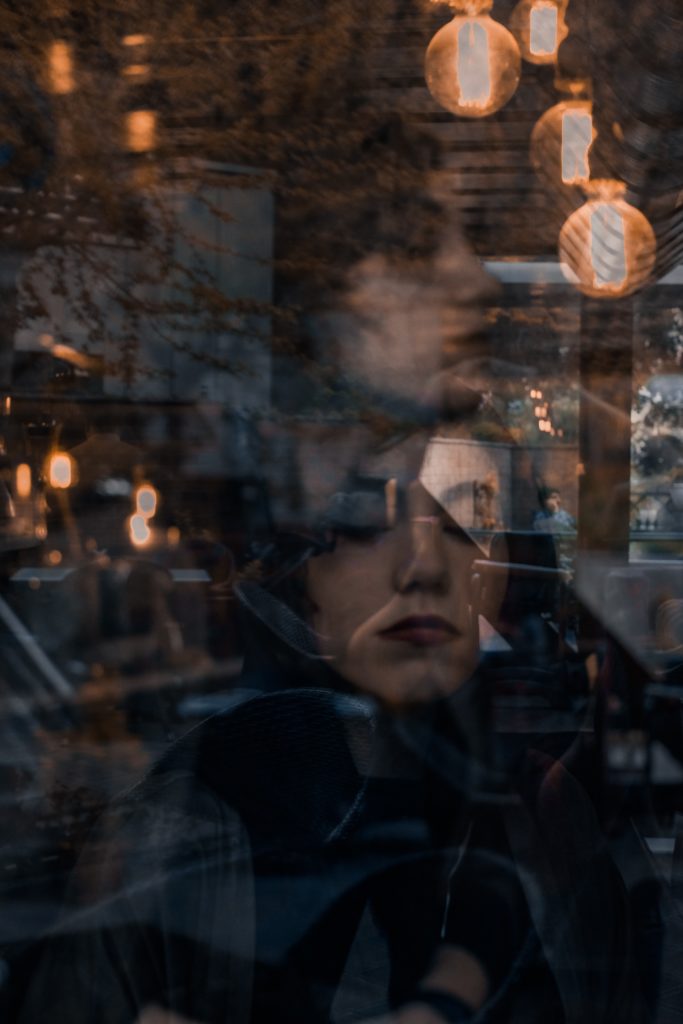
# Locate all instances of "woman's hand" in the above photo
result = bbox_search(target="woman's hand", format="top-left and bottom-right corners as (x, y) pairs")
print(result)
(416, 944), (488, 1015)
(357, 946), (486, 1024)
(136, 1006), (204, 1024)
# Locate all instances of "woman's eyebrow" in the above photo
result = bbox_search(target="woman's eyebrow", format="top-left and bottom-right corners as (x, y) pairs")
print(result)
(342, 473), (401, 493)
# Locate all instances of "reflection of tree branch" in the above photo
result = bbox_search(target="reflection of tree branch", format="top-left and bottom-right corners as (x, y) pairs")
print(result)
(2, 0), (438, 380)
(26, 232), (276, 368)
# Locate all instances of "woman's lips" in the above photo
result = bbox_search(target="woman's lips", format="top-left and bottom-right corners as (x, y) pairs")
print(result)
(378, 615), (458, 647)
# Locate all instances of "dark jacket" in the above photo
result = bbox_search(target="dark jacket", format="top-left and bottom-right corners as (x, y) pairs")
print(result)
(15, 673), (643, 1024)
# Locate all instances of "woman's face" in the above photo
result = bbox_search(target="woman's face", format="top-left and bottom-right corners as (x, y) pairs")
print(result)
(299, 245), (501, 707)
(306, 476), (480, 709)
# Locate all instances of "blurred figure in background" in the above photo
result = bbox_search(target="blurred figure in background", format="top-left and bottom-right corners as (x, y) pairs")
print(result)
(656, 467), (683, 533)
(532, 486), (576, 535)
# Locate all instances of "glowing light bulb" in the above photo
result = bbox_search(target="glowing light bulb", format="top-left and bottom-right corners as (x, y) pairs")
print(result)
(591, 204), (627, 290)
(125, 109), (156, 153)
(510, 0), (567, 65)
(121, 31), (150, 79)
(129, 512), (151, 547)
(123, 64), (150, 78)
(457, 20), (492, 107)
(559, 181), (657, 299)
(47, 40), (75, 95)
(425, 1), (521, 118)
(16, 463), (31, 500)
(123, 33), (149, 47)
(530, 2), (557, 56)
(531, 95), (595, 189)
(561, 108), (593, 183)
(135, 482), (158, 519)
(48, 452), (74, 489)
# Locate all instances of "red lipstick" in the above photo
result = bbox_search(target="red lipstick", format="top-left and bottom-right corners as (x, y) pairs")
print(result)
(379, 615), (457, 647)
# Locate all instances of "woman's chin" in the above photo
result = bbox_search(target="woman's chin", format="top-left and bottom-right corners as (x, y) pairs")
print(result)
(338, 647), (478, 708)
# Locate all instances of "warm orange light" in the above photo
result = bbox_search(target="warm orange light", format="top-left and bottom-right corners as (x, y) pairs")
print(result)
(425, 2), (521, 118)
(457, 20), (492, 107)
(48, 452), (74, 489)
(385, 478), (398, 528)
(559, 181), (657, 298)
(125, 109), (156, 153)
(47, 40), (75, 95)
(135, 482), (158, 519)
(129, 513), (152, 547)
(531, 99), (595, 189)
(561, 108), (593, 184)
(530, 2), (558, 56)
(16, 463), (32, 500)
(50, 343), (104, 373)
(123, 63), (149, 77)
(510, 0), (567, 65)
(123, 33), (149, 47)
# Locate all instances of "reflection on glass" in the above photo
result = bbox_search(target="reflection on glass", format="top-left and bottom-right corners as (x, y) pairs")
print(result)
(529, 1), (558, 57)
(128, 511), (152, 547)
(125, 109), (157, 153)
(48, 452), (73, 489)
(15, 463), (32, 500)
(135, 483), (158, 519)
(384, 478), (397, 528)
(457, 21), (492, 107)
(590, 203), (627, 290)
(561, 109), (593, 185)
(47, 40), (75, 95)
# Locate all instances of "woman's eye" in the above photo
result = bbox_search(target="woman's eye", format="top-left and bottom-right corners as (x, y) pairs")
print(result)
(333, 523), (388, 544)
(324, 491), (388, 538)
(443, 522), (472, 543)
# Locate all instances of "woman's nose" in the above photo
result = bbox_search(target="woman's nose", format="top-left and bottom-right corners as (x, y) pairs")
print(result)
(394, 516), (449, 594)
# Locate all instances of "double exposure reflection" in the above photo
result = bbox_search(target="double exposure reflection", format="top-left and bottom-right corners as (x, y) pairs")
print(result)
(0, 3), (682, 1024)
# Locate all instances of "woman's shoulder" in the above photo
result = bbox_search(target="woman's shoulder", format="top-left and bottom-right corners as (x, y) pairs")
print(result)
(113, 687), (369, 854)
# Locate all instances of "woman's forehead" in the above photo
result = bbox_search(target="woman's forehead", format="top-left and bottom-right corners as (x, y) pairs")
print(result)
(357, 432), (430, 482)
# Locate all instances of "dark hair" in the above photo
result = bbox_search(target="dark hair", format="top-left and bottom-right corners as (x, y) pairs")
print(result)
(538, 485), (560, 505)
